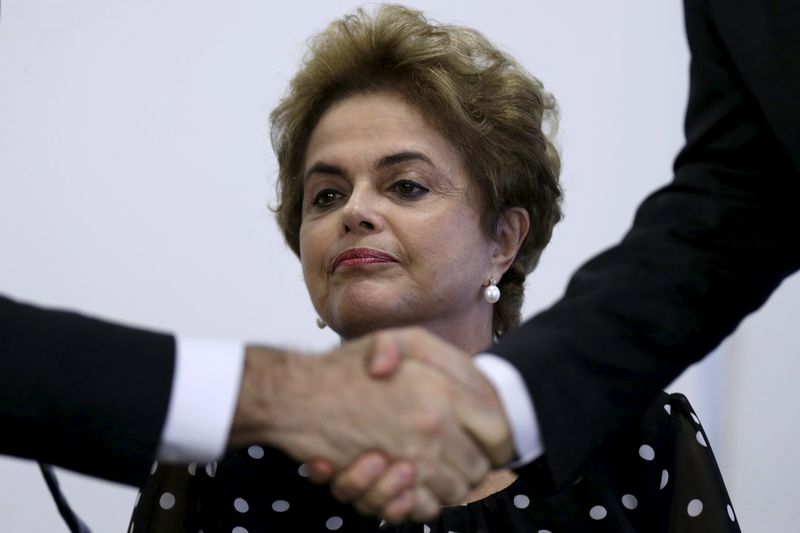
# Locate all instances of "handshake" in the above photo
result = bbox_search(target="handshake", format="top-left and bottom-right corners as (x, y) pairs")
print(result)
(229, 327), (514, 523)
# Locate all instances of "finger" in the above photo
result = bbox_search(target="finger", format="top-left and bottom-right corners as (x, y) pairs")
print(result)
(453, 392), (514, 466)
(368, 331), (403, 378)
(393, 328), (514, 466)
(306, 458), (336, 484)
(435, 417), (492, 487)
(380, 489), (414, 524)
(417, 458), (470, 506)
(330, 452), (391, 503)
(409, 485), (441, 523)
(351, 461), (416, 513)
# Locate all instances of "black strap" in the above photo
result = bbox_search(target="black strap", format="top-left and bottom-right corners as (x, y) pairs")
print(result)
(39, 463), (93, 533)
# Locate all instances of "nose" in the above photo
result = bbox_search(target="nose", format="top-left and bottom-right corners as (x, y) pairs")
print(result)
(341, 184), (384, 235)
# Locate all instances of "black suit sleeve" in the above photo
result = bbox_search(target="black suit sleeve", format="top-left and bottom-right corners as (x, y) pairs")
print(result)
(495, 0), (800, 488)
(0, 294), (175, 486)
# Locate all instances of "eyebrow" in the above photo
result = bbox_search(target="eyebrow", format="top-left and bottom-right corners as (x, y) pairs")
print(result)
(304, 150), (434, 181)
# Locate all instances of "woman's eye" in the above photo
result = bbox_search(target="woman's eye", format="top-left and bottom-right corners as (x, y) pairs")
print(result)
(311, 188), (343, 208)
(390, 179), (429, 198)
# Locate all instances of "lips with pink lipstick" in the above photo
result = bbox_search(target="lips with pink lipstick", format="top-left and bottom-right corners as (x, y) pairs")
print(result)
(332, 248), (398, 271)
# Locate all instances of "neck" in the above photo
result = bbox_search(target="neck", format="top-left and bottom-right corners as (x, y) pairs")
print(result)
(338, 307), (494, 355)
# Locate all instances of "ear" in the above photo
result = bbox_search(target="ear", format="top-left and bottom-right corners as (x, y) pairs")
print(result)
(490, 207), (530, 275)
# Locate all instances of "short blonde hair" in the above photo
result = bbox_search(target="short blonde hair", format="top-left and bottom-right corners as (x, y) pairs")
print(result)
(271, 4), (562, 336)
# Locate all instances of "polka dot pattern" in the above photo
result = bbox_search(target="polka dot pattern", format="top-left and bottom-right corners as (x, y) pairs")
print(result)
(513, 494), (530, 509)
(687, 498), (703, 517)
(638, 444), (655, 461)
(247, 446), (264, 459)
(589, 505), (607, 520)
(696, 430), (708, 447)
(621, 494), (638, 510)
(325, 516), (343, 530)
(127, 392), (740, 533)
(158, 492), (175, 510)
(271, 500), (290, 513)
(234, 497), (249, 513)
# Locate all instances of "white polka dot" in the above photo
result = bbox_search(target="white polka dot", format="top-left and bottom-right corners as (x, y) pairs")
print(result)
(727, 504), (736, 522)
(687, 499), (703, 517)
(660, 469), (669, 490)
(134, 491), (141, 508)
(638, 444), (655, 461)
(664, 404), (671, 415)
(150, 461), (158, 475)
(128, 522), (134, 533)
(696, 430), (707, 447)
(205, 462), (217, 478)
(232, 528), (248, 533)
(271, 500), (290, 512)
(622, 494), (638, 510)
(325, 516), (344, 530)
(513, 494), (530, 509)
(247, 445), (264, 459)
(690, 412), (700, 424)
(589, 505), (607, 520)
(187, 462), (197, 476)
(423, 526), (430, 533)
(234, 497), (249, 513)
(159, 492), (175, 510)
(538, 530), (552, 533)
(297, 463), (309, 477)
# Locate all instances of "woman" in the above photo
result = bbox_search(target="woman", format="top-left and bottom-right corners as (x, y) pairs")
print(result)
(130, 5), (738, 532)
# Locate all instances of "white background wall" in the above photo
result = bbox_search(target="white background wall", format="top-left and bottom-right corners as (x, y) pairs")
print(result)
(1, 1), (797, 530)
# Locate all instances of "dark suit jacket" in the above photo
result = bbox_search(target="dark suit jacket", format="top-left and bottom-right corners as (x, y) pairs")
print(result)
(495, 0), (800, 488)
(0, 294), (175, 486)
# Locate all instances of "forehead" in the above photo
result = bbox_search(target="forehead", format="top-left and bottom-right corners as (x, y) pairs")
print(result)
(303, 91), (464, 171)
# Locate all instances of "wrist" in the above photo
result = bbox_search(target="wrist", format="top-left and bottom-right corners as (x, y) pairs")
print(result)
(228, 345), (294, 448)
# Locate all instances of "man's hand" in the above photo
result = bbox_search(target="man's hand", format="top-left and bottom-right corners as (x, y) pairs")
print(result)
(228, 329), (497, 522)
(308, 327), (514, 522)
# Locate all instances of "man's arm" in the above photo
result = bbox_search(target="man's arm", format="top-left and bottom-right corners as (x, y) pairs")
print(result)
(0, 296), (499, 521)
(491, 0), (800, 487)
(0, 294), (175, 486)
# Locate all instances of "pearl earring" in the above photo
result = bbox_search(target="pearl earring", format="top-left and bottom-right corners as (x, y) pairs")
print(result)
(483, 278), (500, 304)
(315, 316), (327, 329)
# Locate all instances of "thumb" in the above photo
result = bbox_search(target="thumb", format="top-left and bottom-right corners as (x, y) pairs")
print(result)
(368, 332), (404, 378)
(306, 457), (336, 484)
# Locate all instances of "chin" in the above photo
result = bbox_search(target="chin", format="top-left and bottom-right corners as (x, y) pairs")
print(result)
(327, 297), (418, 339)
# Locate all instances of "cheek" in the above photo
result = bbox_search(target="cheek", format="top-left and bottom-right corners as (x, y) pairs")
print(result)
(298, 226), (321, 282)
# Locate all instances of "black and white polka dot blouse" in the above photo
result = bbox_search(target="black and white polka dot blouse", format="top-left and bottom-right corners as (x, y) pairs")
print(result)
(129, 392), (740, 532)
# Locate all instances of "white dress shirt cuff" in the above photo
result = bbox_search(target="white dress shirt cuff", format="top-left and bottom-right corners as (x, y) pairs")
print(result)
(157, 337), (245, 463)
(474, 353), (543, 467)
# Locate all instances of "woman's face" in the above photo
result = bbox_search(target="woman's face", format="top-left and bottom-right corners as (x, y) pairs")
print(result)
(299, 91), (498, 340)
